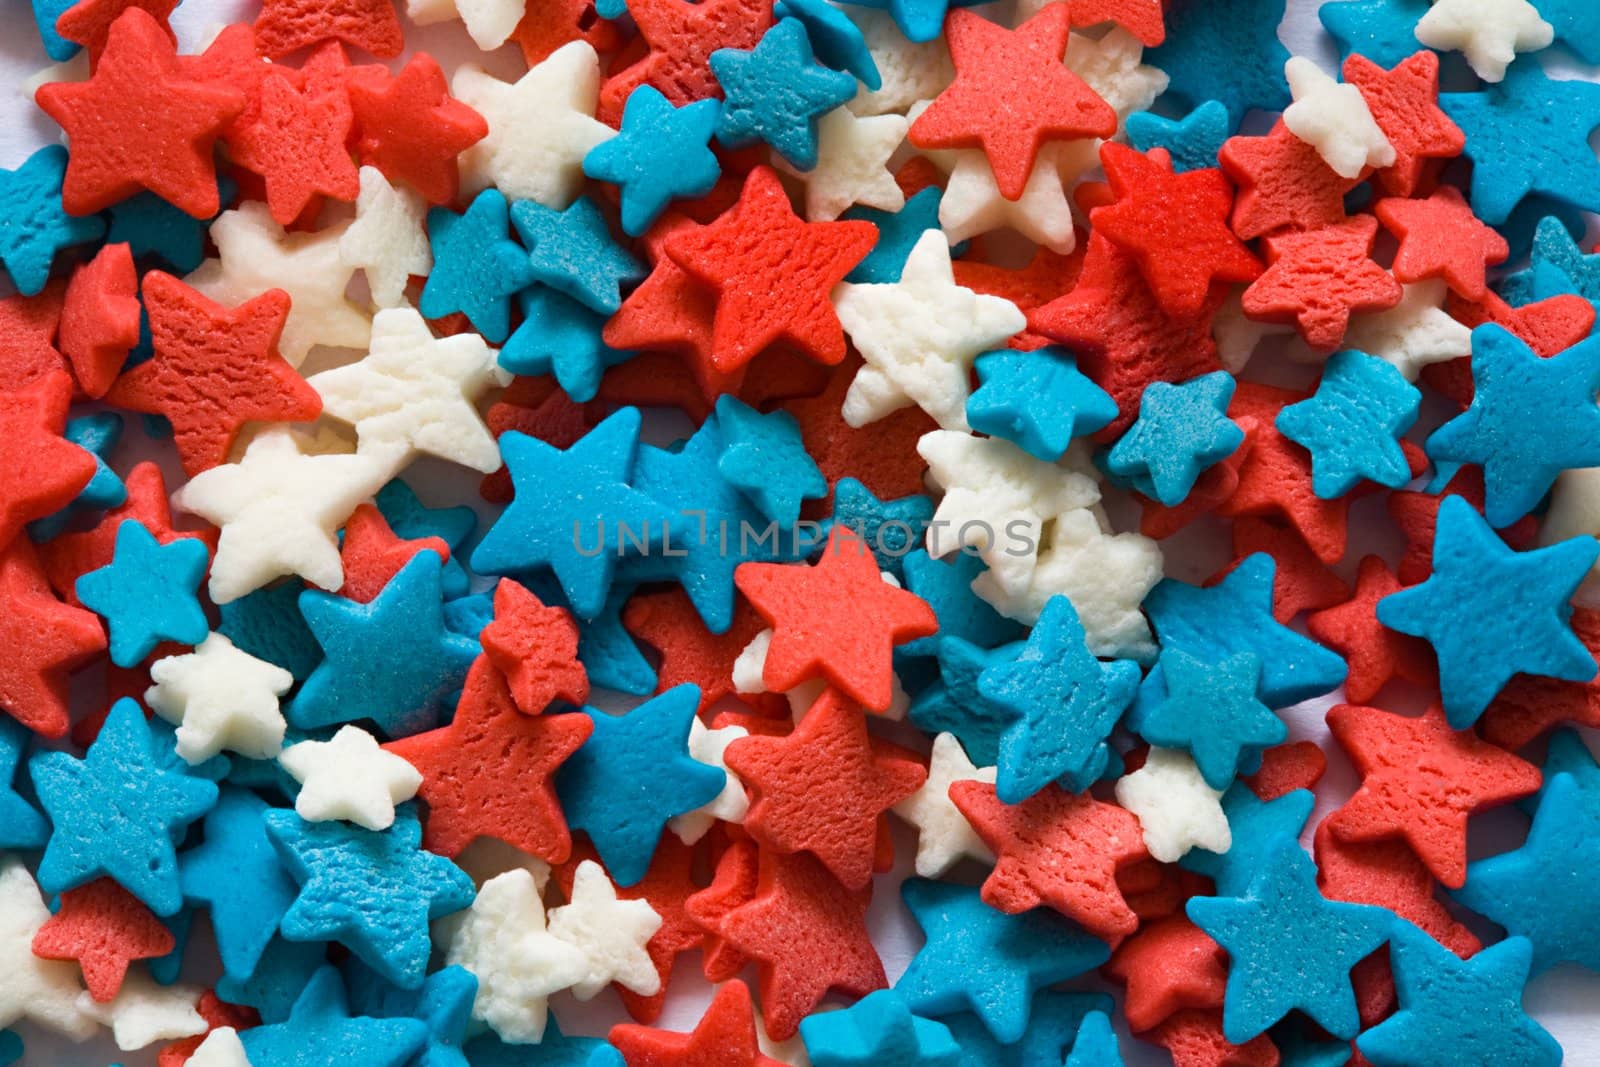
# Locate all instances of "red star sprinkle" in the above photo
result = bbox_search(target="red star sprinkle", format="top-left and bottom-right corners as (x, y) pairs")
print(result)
(1148, 1009), (1280, 1067)
(1244, 740), (1328, 801)
(1314, 821), (1480, 960)
(253, 0), (403, 58)
(333, 503), (450, 604)
(1241, 215), (1403, 353)
(1216, 516), (1350, 621)
(734, 526), (937, 713)
(1306, 556), (1436, 705)
(1091, 144), (1262, 316)
(686, 837), (760, 983)
(347, 52), (488, 206)
(911, 4), (1115, 200)
(1030, 232), (1225, 437)
(31, 878), (175, 1002)
(0, 371), (99, 547)
(599, 0), (774, 123)
(383, 657), (593, 861)
(713, 849), (886, 1040)
(1480, 606), (1600, 749)
(949, 779), (1146, 941)
(1069, 0), (1164, 44)
(479, 578), (590, 716)
(782, 360), (936, 505)
(724, 690), (925, 890)
(53, 0), (177, 64)
(952, 241), (1085, 351)
(35, 8), (244, 218)
(511, 0), (622, 65)
(1324, 702), (1541, 888)
(59, 243), (140, 400)
(1375, 187), (1507, 300)
(228, 65), (359, 225)
(622, 587), (787, 716)
(1103, 914), (1228, 1033)
(157, 991), (259, 1067)
(1117, 857), (1214, 923)
(104, 271), (321, 477)
(610, 978), (783, 1066)
(0, 282), (68, 392)
(179, 23), (270, 134)
(1423, 289), (1597, 407)
(1219, 121), (1362, 240)
(664, 167), (876, 373)
(1344, 51), (1464, 198)
(0, 538), (106, 738)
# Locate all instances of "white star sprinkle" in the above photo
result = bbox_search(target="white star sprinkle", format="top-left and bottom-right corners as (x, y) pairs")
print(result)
(781, 107), (907, 221)
(1282, 57), (1395, 180)
(339, 167), (431, 310)
(547, 860), (663, 1000)
(76, 972), (207, 1051)
(892, 732), (996, 878)
(146, 633), (294, 765)
(1343, 280), (1471, 381)
(279, 725), (424, 831)
(1114, 747), (1232, 863)
(1414, 0), (1553, 82)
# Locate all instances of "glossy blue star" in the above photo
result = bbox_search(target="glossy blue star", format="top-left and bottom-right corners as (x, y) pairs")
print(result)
(1318, 0), (1431, 65)
(28, 0), (77, 59)
(509, 195), (644, 316)
(800, 989), (961, 1066)
(179, 786), (298, 982)
(777, 0), (880, 87)
(1188, 838), (1394, 1043)
(554, 684), (725, 886)
(835, 0), (985, 43)
(1064, 1011), (1121, 1067)
(1180, 783), (1315, 897)
(1125, 101), (1232, 173)
(29, 698), (217, 917)
(843, 186), (949, 284)
(896, 878), (1110, 1044)
(1129, 649), (1285, 790)
(1356, 925), (1560, 1067)
(1533, 0), (1600, 62)
(499, 285), (636, 404)
(344, 961), (478, 1067)
(899, 550), (1025, 658)
(1441, 60), (1600, 225)
(217, 935), (329, 1024)
(29, 412), (127, 541)
(421, 189), (536, 343)
(217, 580), (324, 683)
(104, 177), (236, 274)
(1427, 325), (1600, 527)
(473, 409), (674, 620)
(1377, 496), (1599, 727)
(584, 86), (721, 238)
(75, 520), (209, 667)
(1455, 771), (1600, 974)
(715, 395), (827, 527)
(0, 145), (105, 296)
(1145, 553), (1348, 708)
(464, 1019), (623, 1066)
(967, 348), (1117, 462)
(290, 551), (478, 738)
(1148, 0), (1290, 125)
(908, 635), (1022, 766)
(1276, 350), (1421, 499)
(940, 990), (1113, 1067)
(1500, 213), (1600, 311)
(241, 965), (429, 1067)
(375, 477), (476, 601)
(710, 18), (859, 169)
(266, 806), (474, 989)
(0, 718), (47, 850)
(978, 595), (1138, 800)
(823, 476), (933, 581)
(1105, 371), (1243, 506)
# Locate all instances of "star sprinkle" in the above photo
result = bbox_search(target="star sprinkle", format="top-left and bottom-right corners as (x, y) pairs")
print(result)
(338, 168), (431, 309)
(1376, 187), (1508, 300)
(611, 979), (780, 1066)
(76, 972), (206, 1051)
(1146, 0), (1290, 123)
(1220, 121), (1364, 241)
(1344, 280), (1472, 381)
(1106, 371), (1243, 507)
(1125, 100), (1230, 173)
(891, 731), (995, 878)
(0, 372), (100, 549)
(479, 578), (589, 714)
(548, 860), (663, 1000)
(145, 632), (292, 765)
(584, 87), (721, 237)
(420, 189), (536, 344)
(278, 726), (421, 831)
(346, 52), (488, 206)
(511, 196), (644, 316)
(1274, 349), (1420, 498)
(1115, 748), (1230, 863)
(179, 787), (298, 982)
(784, 106), (906, 222)
(965, 347), (1116, 462)
(1281, 56), (1394, 180)
(0, 146), (105, 296)
(1104, 914), (1228, 1033)
(1319, 0), (1429, 64)
(710, 18), (857, 169)
(0, 546), (101, 733)
(228, 66), (359, 226)
(32, 878), (174, 1003)
(1344, 51), (1465, 198)
(74, 519), (207, 668)
(1416, 0), (1552, 81)
(1243, 215), (1403, 353)
(800, 989), (960, 1066)
(714, 396), (827, 526)
(241, 966), (426, 1066)
(668, 716), (751, 844)
(919, 135), (1086, 254)
(1066, 25), (1169, 119)
(1131, 650), (1284, 790)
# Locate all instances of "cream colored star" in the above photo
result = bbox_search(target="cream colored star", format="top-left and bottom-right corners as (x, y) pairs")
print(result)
(1114, 747), (1231, 863)
(77, 972), (207, 1051)
(1283, 57), (1394, 179)
(0, 861), (95, 1039)
(147, 633), (294, 764)
(340, 167), (431, 309)
(1343, 280), (1471, 381)
(1415, 0), (1553, 82)
(1065, 27), (1168, 121)
(781, 107), (907, 221)
(547, 860), (663, 1000)
(669, 717), (751, 844)
(846, 9), (953, 118)
(892, 732), (996, 878)
(279, 725), (423, 831)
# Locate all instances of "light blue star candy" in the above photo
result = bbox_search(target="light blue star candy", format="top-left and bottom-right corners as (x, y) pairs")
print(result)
(843, 186), (948, 284)
(1455, 772), (1600, 974)
(75, 520), (209, 667)
(217, 580), (324, 683)
(1105, 371), (1243, 506)
(473, 409), (674, 621)
(1376, 495), (1599, 728)
(30, 698), (218, 917)
(217, 935), (329, 1024)
(715, 395), (827, 526)
(464, 1020), (623, 1067)
(0, 718), (48, 850)
(823, 476), (932, 581)
(1144, 553), (1348, 708)
(941, 990), (1114, 1067)
(1441, 60), (1600, 225)
(29, 0), (77, 60)
(1148, 0), (1290, 125)
(1125, 101), (1232, 174)
(30, 412), (127, 542)
(1275, 350), (1420, 499)
(375, 477), (476, 602)
(1129, 649), (1286, 791)
(896, 878), (1110, 1044)
(554, 684), (725, 887)
(509, 195), (645, 316)
(1188, 838), (1394, 1043)
(899, 550), (1025, 658)
(104, 177), (237, 274)
(978, 595), (1139, 801)
(777, 0), (880, 88)
(966, 348), (1117, 462)
(1500, 213), (1600, 312)
(421, 189), (536, 343)
(240, 965), (429, 1067)
(1181, 784), (1315, 897)
(0, 145), (105, 296)
(1318, 0), (1431, 65)
(1533, 0), (1600, 63)
(1064, 1011), (1121, 1067)
(290, 551), (479, 738)
(710, 19), (859, 170)
(800, 990), (961, 1067)
(1520, 727), (1600, 814)
(908, 635), (1023, 767)
(1356, 926), (1561, 1067)
(180, 787), (299, 982)
(500, 285), (636, 403)
(343, 961), (477, 1067)
(585, 86), (722, 238)
(1427, 326), (1600, 528)
(265, 806), (475, 989)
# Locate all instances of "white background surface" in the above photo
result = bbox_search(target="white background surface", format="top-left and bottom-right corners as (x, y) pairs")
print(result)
(3, 0), (1600, 1064)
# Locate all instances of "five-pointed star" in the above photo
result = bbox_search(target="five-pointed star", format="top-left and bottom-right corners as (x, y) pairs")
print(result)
(187, 203), (372, 366)
(146, 633), (294, 764)
(452, 41), (614, 208)
(836, 231), (1026, 431)
(847, 9), (954, 118)
(1114, 747), (1232, 863)
(172, 425), (400, 604)
(0, 861), (95, 1039)
(455, 0), (524, 49)
(1282, 56), (1394, 179)
(1415, 0), (1553, 81)
(669, 717), (751, 844)
(1343, 280), (1471, 381)
(892, 731), (996, 878)
(280, 725), (423, 831)
(780, 107), (907, 221)
(339, 167), (432, 309)
(76, 972), (207, 1051)
(547, 859), (664, 1000)
(308, 306), (509, 473)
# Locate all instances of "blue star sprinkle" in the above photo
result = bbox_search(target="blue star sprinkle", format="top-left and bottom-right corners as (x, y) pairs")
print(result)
(777, 0), (881, 88)
(899, 550), (1026, 658)
(1106, 371), (1243, 506)
(0, 718), (48, 850)
(104, 177), (237, 274)
(1181, 783), (1316, 897)
(1499, 214), (1600, 311)
(1276, 350), (1421, 499)
(710, 19), (859, 170)
(240, 965), (429, 1067)
(421, 189), (536, 343)
(179, 786), (299, 982)
(584, 86), (722, 238)
(823, 476), (933, 581)
(908, 635), (1022, 767)
(499, 284), (636, 404)
(217, 580), (324, 683)
(800, 989), (961, 1066)
(509, 195), (645, 315)
(940, 990), (1114, 1067)
(1318, 0), (1431, 65)
(843, 186), (950, 284)
(1129, 649), (1285, 790)
(75, 519), (209, 668)
(1148, 0), (1290, 125)
(967, 348), (1117, 462)
(1532, 0), (1600, 63)
(1125, 100), (1232, 173)
(1064, 1010), (1122, 1067)
(715, 395), (828, 527)
(0, 145), (105, 296)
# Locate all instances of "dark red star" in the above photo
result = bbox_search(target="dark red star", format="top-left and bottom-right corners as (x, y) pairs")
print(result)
(1219, 120), (1363, 240)
(1344, 50), (1464, 198)
(253, 0), (403, 58)
(1103, 914), (1228, 1033)
(1376, 186), (1507, 300)
(333, 503), (450, 604)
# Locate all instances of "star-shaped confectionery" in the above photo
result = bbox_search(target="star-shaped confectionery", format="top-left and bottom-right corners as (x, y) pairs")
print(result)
(1219, 122), (1364, 241)
(1416, 0), (1553, 81)
(339, 168), (431, 309)
(241, 966), (425, 1065)
(1104, 914), (1228, 1033)
(58, 242), (140, 399)
(1306, 556), (1437, 705)
(610, 979), (783, 1066)
(799, 989), (960, 1066)
(479, 578), (589, 714)
(708, 18), (858, 170)
(32, 878), (174, 1004)
(144, 632), (292, 765)
(598, 0), (773, 121)
(0, 371), (99, 549)
(1281, 56), (1395, 180)
(584, 86), (721, 237)
(1376, 187), (1508, 300)
(74, 970), (206, 1051)
(1345, 281), (1472, 382)
(544, 859), (663, 1002)
(910, 4), (1115, 201)
(1319, 0), (1431, 65)
(0, 147), (105, 297)
(1344, 51), (1465, 198)
(1105, 371), (1243, 507)
(1274, 349), (1420, 498)
(76, 520), (209, 669)
(1242, 215), (1403, 353)
(891, 731), (996, 879)
(511, 195), (644, 315)
(782, 107), (907, 223)
(335, 503), (451, 605)
(0, 539), (106, 739)
(227, 67), (359, 226)
(965, 347), (1116, 462)
(253, 0), (403, 57)
(280, 725), (422, 831)
(1146, 0), (1289, 123)
(347, 52), (487, 207)
(1130, 649), (1285, 790)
